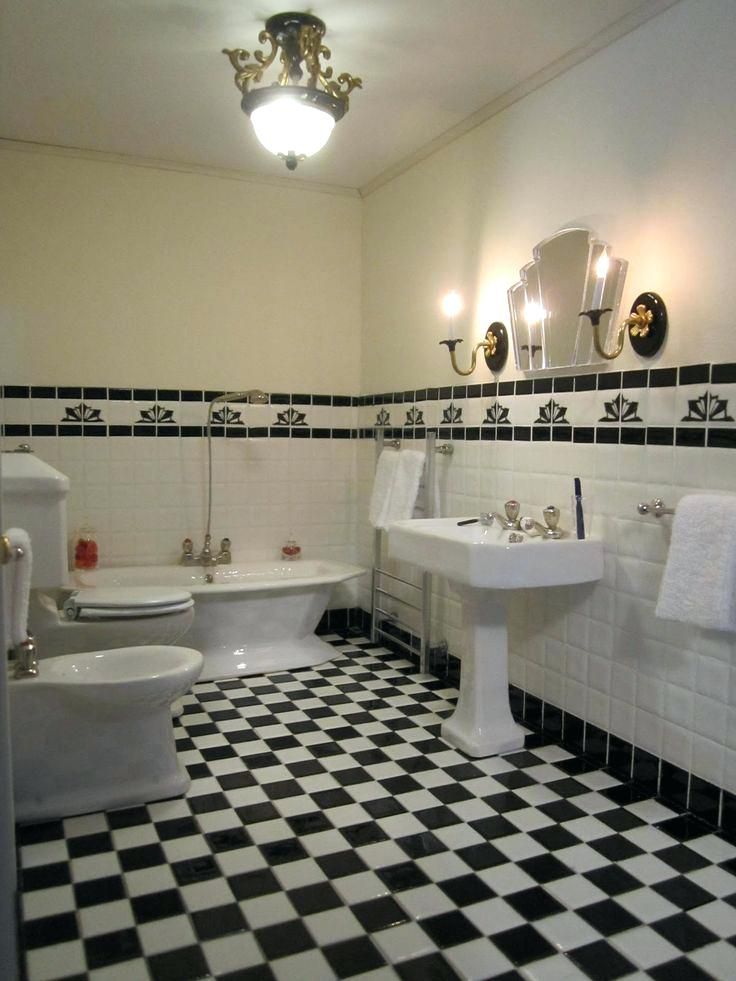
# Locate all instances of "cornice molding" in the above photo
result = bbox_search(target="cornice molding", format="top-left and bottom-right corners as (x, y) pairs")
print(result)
(0, 138), (360, 199)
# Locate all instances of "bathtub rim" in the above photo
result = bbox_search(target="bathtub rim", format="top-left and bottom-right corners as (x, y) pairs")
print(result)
(70, 559), (367, 595)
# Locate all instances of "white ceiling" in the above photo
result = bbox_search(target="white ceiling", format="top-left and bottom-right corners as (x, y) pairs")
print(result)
(0, 0), (675, 192)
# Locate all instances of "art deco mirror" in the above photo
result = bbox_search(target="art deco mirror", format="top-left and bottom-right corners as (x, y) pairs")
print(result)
(507, 228), (628, 370)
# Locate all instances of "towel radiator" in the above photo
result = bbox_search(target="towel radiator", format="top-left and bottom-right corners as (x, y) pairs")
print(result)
(370, 430), (452, 672)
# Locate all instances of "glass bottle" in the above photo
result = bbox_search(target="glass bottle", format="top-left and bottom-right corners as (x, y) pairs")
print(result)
(74, 524), (99, 570)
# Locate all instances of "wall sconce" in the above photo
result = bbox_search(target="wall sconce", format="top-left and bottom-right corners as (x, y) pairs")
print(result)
(579, 291), (668, 361)
(438, 291), (508, 375)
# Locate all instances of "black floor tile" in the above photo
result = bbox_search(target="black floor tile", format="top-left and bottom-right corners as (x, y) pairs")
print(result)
(15, 644), (736, 981)
(567, 939), (636, 980)
(490, 923), (556, 966)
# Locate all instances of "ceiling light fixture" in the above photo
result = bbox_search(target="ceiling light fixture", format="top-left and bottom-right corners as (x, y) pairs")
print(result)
(223, 11), (362, 171)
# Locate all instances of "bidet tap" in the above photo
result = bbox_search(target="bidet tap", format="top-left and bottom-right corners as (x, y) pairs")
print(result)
(180, 538), (195, 565)
(11, 635), (39, 679)
(216, 538), (232, 564)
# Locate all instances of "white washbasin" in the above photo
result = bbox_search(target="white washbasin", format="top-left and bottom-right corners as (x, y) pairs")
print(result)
(388, 517), (603, 588)
(387, 516), (604, 759)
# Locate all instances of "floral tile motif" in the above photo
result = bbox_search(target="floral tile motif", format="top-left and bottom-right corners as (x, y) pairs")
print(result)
(483, 402), (511, 426)
(138, 404), (177, 424)
(534, 399), (569, 425)
(442, 402), (463, 424)
(404, 406), (424, 426)
(375, 408), (391, 427)
(599, 393), (643, 423)
(61, 402), (104, 423)
(211, 406), (244, 425)
(273, 407), (308, 427)
(682, 391), (734, 422)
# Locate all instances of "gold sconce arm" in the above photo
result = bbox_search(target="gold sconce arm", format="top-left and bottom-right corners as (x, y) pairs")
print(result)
(440, 323), (508, 376)
(580, 292), (668, 362)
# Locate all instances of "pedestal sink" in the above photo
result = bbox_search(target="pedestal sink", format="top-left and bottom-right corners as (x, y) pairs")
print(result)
(388, 517), (603, 758)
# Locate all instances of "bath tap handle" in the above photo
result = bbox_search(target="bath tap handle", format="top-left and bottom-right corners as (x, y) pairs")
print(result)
(180, 538), (196, 565)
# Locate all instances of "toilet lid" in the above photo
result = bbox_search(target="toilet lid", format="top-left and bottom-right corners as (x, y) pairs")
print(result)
(72, 587), (192, 609)
(64, 587), (193, 620)
(76, 598), (194, 620)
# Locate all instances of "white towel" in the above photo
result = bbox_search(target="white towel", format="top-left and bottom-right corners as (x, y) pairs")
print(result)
(388, 450), (427, 526)
(4, 527), (32, 647)
(369, 449), (427, 530)
(413, 457), (441, 519)
(655, 494), (736, 631)
(369, 449), (400, 529)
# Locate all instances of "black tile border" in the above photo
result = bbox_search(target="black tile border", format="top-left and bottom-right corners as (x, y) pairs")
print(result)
(3, 363), (736, 444)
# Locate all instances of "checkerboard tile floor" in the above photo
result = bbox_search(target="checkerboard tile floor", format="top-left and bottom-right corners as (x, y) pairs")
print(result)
(16, 637), (736, 980)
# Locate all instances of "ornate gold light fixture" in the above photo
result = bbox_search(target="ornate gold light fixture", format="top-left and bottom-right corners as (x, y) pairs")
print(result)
(580, 291), (668, 361)
(223, 11), (362, 170)
(438, 291), (509, 375)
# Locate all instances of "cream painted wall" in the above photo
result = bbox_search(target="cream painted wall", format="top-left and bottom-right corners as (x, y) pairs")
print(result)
(0, 148), (362, 392)
(361, 0), (736, 392)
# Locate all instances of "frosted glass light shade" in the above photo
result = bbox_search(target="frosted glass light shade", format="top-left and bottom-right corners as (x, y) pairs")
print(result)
(250, 97), (336, 160)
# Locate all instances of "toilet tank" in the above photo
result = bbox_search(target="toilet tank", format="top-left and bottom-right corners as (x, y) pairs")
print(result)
(2, 448), (70, 588)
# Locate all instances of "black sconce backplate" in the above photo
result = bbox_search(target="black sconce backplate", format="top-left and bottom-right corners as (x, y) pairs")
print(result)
(484, 322), (509, 373)
(629, 291), (667, 357)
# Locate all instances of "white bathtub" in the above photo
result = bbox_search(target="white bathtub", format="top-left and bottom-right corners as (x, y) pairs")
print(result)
(72, 560), (365, 681)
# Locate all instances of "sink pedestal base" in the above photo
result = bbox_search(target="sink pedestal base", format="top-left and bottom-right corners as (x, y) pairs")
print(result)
(441, 587), (525, 758)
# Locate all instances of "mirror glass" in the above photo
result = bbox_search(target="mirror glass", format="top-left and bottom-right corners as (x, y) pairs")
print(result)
(507, 228), (628, 370)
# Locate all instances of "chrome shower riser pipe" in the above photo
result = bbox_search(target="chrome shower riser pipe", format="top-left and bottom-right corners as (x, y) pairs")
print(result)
(204, 390), (268, 543)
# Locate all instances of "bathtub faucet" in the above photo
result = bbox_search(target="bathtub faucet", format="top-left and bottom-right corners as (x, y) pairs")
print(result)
(181, 536), (232, 566)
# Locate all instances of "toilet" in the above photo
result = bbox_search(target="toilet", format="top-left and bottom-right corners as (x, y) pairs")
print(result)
(2, 447), (194, 655)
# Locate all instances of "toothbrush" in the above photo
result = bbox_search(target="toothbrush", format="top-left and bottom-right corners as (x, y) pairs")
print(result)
(574, 476), (585, 540)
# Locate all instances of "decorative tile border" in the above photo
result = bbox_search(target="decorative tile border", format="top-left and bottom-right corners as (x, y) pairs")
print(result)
(3, 363), (736, 446)
(1, 386), (359, 439)
(360, 362), (736, 448)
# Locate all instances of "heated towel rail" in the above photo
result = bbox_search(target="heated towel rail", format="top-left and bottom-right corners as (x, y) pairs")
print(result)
(370, 430), (453, 672)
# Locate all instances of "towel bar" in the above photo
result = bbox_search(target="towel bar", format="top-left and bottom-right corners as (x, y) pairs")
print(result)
(637, 498), (675, 518)
(379, 437), (454, 455)
(371, 429), (452, 671)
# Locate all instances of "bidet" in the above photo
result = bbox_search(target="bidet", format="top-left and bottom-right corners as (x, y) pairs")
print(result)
(10, 645), (203, 822)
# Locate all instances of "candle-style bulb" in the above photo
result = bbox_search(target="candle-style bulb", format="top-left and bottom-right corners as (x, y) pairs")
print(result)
(442, 291), (463, 341)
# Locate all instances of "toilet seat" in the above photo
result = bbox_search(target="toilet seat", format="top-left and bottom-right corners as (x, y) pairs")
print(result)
(63, 587), (194, 621)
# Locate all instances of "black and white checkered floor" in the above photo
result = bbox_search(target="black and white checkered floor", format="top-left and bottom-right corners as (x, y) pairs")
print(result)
(17, 637), (736, 981)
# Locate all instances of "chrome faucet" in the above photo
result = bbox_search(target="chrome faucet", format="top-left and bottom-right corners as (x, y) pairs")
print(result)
(481, 500), (522, 530)
(181, 536), (232, 566)
(521, 505), (563, 539)
(11, 635), (39, 679)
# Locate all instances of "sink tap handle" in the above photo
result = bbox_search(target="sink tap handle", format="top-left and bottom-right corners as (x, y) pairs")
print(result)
(504, 500), (521, 525)
(543, 505), (560, 530)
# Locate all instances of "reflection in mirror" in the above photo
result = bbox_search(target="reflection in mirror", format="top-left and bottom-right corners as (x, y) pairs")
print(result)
(507, 228), (628, 370)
